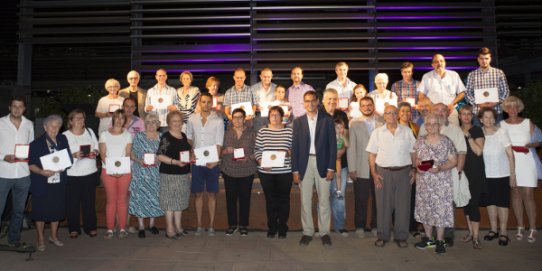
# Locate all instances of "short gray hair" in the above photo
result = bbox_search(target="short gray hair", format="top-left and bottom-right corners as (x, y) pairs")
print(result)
(374, 73), (389, 83)
(43, 114), (63, 127)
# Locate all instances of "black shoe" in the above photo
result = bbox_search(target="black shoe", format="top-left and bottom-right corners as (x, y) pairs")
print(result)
(415, 237), (435, 249)
(444, 237), (454, 247)
(484, 230), (498, 241)
(239, 227), (248, 236)
(225, 226), (238, 236)
(321, 234), (332, 246)
(278, 232), (287, 239)
(267, 231), (276, 238)
(149, 226), (159, 235)
(498, 235), (509, 246)
(435, 240), (446, 254)
(176, 229), (189, 236)
(138, 230), (146, 239)
(299, 235), (313, 246)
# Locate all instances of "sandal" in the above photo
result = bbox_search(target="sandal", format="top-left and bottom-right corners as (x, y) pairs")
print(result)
(472, 239), (482, 249)
(374, 239), (386, 247)
(483, 230), (498, 241)
(69, 231), (79, 239)
(498, 235), (509, 246)
(527, 229), (537, 243)
(462, 233), (473, 243)
(516, 227), (524, 241)
(88, 230), (98, 238)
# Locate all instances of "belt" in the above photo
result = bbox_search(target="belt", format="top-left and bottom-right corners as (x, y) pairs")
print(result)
(309, 154), (316, 157)
(380, 165), (411, 171)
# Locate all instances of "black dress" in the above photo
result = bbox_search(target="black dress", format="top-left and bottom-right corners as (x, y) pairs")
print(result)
(463, 126), (488, 208)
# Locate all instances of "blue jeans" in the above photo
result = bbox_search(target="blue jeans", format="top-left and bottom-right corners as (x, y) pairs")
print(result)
(0, 176), (31, 244)
(330, 167), (348, 231)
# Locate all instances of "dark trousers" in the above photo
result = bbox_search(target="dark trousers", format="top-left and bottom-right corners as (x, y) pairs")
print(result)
(409, 183), (420, 232)
(65, 173), (98, 234)
(223, 173), (254, 227)
(259, 172), (293, 234)
(353, 177), (377, 230)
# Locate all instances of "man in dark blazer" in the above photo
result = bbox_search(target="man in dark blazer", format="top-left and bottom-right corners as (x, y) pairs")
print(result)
(292, 90), (337, 247)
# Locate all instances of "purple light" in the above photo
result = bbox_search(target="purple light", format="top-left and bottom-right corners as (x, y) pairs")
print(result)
(377, 26), (477, 30)
(376, 6), (468, 10)
(381, 56), (474, 60)
(141, 58), (249, 63)
(380, 46), (478, 50)
(142, 44), (251, 53)
(379, 36), (477, 40)
(377, 16), (472, 20)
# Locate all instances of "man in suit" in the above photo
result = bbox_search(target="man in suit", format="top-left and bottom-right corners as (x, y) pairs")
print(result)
(292, 90), (337, 247)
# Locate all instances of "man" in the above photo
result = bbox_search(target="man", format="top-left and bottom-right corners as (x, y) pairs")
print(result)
(119, 70), (147, 118)
(186, 92), (224, 237)
(292, 91), (336, 247)
(325, 62), (356, 107)
(144, 68), (178, 128)
(391, 62), (421, 123)
(224, 68), (257, 123)
(465, 47), (510, 125)
(347, 96), (383, 238)
(418, 54), (466, 126)
(288, 66), (315, 118)
(419, 103), (467, 246)
(0, 97), (34, 247)
(366, 105), (416, 248)
(251, 68), (277, 131)
(321, 89), (349, 236)
(416, 97), (432, 126)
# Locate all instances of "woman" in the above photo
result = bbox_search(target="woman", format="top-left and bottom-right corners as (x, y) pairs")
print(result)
(221, 108), (257, 236)
(99, 109), (133, 239)
(156, 110), (192, 239)
(414, 113), (457, 254)
(29, 115), (73, 252)
(63, 109), (99, 239)
(129, 113), (164, 238)
(501, 96), (538, 243)
(273, 85), (292, 126)
(95, 78), (125, 134)
(348, 84), (368, 119)
(459, 105), (486, 249)
(368, 73), (398, 116)
(177, 71), (200, 129)
(398, 102), (419, 138)
(480, 107), (516, 246)
(254, 106), (293, 239)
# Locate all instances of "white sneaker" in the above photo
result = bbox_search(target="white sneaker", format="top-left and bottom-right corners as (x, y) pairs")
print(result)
(355, 228), (365, 238)
(128, 226), (137, 234)
(208, 228), (215, 237)
(194, 227), (204, 236)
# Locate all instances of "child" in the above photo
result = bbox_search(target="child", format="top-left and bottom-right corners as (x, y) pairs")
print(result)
(335, 118), (348, 199)
(348, 84), (367, 120)
(273, 85), (292, 125)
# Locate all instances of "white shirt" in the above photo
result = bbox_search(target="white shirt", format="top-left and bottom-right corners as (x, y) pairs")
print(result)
(419, 123), (467, 153)
(186, 112), (224, 149)
(368, 90), (398, 115)
(326, 78), (356, 100)
(417, 69), (466, 105)
(95, 96), (124, 135)
(99, 130), (132, 158)
(63, 129), (99, 176)
(145, 84), (178, 127)
(307, 111), (318, 155)
(483, 127), (511, 178)
(0, 115), (34, 178)
(251, 82), (277, 105)
(366, 124), (415, 167)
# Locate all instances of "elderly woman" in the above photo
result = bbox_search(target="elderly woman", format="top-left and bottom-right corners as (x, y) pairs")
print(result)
(349, 84), (368, 119)
(414, 113), (457, 254)
(96, 78), (125, 134)
(156, 111), (192, 239)
(177, 71), (200, 129)
(458, 105), (486, 249)
(221, 108), (257, 236)
(254, 106), (293, 239)
(63, 109), (99, 239)
(29, 115), (73, 251)
(99, 109), (133, 239)
(480, 107), (516, 246)
(129, 113), (164, 238)
(368, 73), (398, 116)
(500, 96), (537, 243)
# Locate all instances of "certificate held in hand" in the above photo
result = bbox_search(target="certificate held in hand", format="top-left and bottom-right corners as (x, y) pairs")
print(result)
(105, 157), (131, 174)
(474, 87), (498, 104)
(194, 145), (219, 166)
(261, 151), (286, 168)
(231, 102), (254, 116)
(143, 153), (156, 166)
(14, 144), (30, 162)
(40, 148), (73, 172)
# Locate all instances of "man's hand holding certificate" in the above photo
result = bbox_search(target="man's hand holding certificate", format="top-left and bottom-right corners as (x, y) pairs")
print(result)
(194, 145), (219, 166)
(14, 144), (30, 162)
(231, 102), (254, 116)
(474, 87), (498, 104)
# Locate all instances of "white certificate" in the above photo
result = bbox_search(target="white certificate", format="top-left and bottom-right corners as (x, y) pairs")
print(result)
(179, 151), (191, 163)
(260, 102), (270, 117)
(405, 98), (416, 108)
(105, 157), (131, 174)
(194, 145), (219, 166)
(152, 94), (173, 110)
(474, 87), (498, 104)
(339, 98), (349, 109)
(233, 148), (245, 160)
(40, 148), (72, 172)
(143, 153), (156, 166)
(231, 102), (254, 116)
(261, 151), (286, 168)
(212, 97), (218, 108)
(109, 104), (121, 113)
(14, 144), (30, 161)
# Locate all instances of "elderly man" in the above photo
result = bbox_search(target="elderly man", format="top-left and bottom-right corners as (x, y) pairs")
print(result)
(292, 91), (336, 247)
(465, 47), (510, 125)
(418, 54), (466, 126)
(119, 70), (147, 118)
(326, 62), (357, 108)
(251, 68), (277, 131)
(366, 105), (416, 248)
(391, 62), (421, 123)
(144, 69), (178, 128)
(288, 66), (315, 118)
(416, 97), (432, 126)
(348, 96), (383, 238)
(224, 68), (257, 123)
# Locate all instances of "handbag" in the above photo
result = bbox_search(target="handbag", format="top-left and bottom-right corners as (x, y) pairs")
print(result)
(452, 169), (471, 207)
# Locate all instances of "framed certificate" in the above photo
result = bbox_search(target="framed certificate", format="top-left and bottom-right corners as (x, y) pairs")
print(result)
(143, 153), (156, 166)
(474, 87), (498, 104)
(79, 144), (91, 157)
(14, 144), (30, 162)
(231, 102), (254, 116)
(109, 104), (121, 113)
(339, 98), (349, 109)
(194, 145), (219, 166)
(179, 151), (191, 163)
(261, 151), (286, 168)
(233, 148), (245, 160)
(40, 148), (72, 172)
(105, 157), (131, 174)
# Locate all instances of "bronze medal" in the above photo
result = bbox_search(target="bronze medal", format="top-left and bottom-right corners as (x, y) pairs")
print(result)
(483, 91), (489, 97)
(52, 156), (60, 163)
(158, 97), (164, 103)
(270, 154), (277, 160)
(115, 161), (122, 167)
(203, 150), (210, 157)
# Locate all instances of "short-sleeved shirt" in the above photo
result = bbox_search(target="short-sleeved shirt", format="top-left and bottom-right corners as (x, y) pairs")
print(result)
(417, 69), (466, 105)
(157, 132), (191, 175)
(366, 124), (416, 167)
(251, 82), (277, 105)
(368, 90), (398, 116)
(223, 85), (256, 107)
(419, 123), (467, 154)
(186, 112), (224, 149)
(99, 130), (132, 158)
(391, 79), (421, 121)
(254, 127), (293, 174)
(96, 96), (125, 134)
(145, 84), (178, 127)
(483, 127), (511, 178)
(287, 82), (314, 118)
(326, 78), (356, 100)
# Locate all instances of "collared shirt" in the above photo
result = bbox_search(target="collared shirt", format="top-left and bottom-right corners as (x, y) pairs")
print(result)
(223, 84), (256, 106)
(417, 69), (466, 105)
(186, 112), (224, 149)
(0, 115), (34, 178)
(368, 90), (398, 116)
(465, 67), (510, 116)
(288, 82), (314, 118)
(326, 78), (356, 100)
(307, 111), (318, 155)
(418, 123), (467, 154)
(145, 84), (178, 127)
(391, 79), (421, 121)
(251, 82), (277, 105)
(366, 124), (416, 167)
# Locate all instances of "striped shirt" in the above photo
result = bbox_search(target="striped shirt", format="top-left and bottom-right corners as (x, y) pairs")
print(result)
(254, 127), (293, 174)
(391, 79), (421, 122)
(465, 67), (510, 116)
(176, 86), (201, 125)
(223, 85), (256, 106)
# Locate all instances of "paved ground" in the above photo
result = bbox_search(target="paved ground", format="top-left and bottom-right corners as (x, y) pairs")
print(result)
(1, 229), (540, 271)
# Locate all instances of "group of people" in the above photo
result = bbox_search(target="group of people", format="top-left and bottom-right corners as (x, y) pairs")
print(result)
(0, 47), (539, 255)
